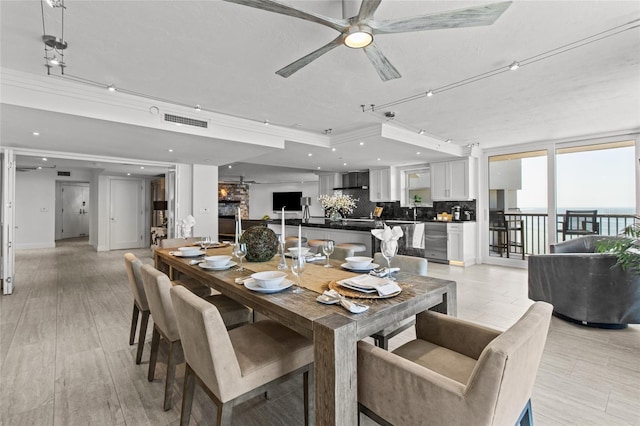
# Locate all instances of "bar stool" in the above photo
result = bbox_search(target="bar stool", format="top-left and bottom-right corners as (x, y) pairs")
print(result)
(335, 242), (367, 254)
(308, 239), (334, 248)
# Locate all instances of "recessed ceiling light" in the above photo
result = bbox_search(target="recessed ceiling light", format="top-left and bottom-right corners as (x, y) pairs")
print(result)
(127, 173), (131, 176)
(446, 139), (452, 143)
(377, 158), (381, 161)
(42, 157), (48, 161)
(140, 166), (145, 170)
(343, 162), (347, 166)
(37, 166), (42, 170)
(416, 151), (421, 155)
(264, 120), (270, 125)
(359, 142), (364, 146)
(228, 165), (232, 169)
(32, 132), (40, 136)
(317, 166), (321, 170)
(308, 153), (313, 157)
(426, 90), (433, 97)
(509, 61), (520, 70)
(168, 149), (173, 152)
(195, 105), (201, 111)
(107, 84), (116, 92)
(418, 129), (425, 135)
(332, 148), (336, 152)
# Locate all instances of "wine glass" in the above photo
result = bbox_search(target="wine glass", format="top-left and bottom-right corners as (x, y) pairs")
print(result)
(233, 243), (247, 271)
(290, 255), (306, 293)
(380, 240), (398, 281)
(201, 236), (213, 254)
(322, 240), (335, 268)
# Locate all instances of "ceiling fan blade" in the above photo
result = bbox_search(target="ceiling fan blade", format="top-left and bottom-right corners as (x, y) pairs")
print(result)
(371, 1), (512, 34)
(276, 35), (343, 78)
(362, 43), (401, 81)
(357, 0), (382, 21)
(223, 0), (348, 32)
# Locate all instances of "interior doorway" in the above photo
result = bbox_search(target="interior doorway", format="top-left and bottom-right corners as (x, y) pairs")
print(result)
(56, 182), (90, 240)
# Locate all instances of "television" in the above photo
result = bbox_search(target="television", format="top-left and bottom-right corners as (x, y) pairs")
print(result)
(272, 191), (303, 211)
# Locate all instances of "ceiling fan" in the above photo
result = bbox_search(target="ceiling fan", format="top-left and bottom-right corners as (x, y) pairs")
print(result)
(223, 0), (511, 81)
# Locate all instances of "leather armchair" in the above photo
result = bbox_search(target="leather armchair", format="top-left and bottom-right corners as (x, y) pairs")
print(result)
(528, 236), (640, 327)
(358, 302), (552, 426)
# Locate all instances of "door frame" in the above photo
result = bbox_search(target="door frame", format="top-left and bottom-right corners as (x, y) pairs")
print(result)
(1, 149), (16, 294)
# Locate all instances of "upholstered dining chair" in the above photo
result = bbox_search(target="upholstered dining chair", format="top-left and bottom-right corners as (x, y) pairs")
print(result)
(357, 302), (553, 426)
(370, 253), (428, 349)
(140, 265), (251, 410)
(170, 285), (314, 426)
(124, 253), (151, 365)
(157, 237), (213, 297)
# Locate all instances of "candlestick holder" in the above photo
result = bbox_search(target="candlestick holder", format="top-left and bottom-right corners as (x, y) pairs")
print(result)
(277, 241), (288, 270)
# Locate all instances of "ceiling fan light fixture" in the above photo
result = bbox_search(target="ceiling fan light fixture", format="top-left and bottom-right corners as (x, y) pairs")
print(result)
(344, 26), (373, 49)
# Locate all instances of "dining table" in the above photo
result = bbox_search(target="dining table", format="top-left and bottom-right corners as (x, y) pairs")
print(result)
(154, 244), (457, 426)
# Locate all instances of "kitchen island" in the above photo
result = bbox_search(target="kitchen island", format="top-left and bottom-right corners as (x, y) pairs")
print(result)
(267, 218), (476, 265)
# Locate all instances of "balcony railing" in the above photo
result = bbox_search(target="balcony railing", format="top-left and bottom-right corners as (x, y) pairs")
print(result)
(497, 212), (637, 256)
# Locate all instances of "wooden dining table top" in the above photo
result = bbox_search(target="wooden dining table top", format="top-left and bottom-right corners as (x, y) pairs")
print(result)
(154, 245), (457, 425)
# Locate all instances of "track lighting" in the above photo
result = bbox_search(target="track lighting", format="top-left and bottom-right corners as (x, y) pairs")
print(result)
(418, 129), (425, 135)
(509, 61), (520, 70)
(426, 90), (434, 97)
(107, 84), (116, 92)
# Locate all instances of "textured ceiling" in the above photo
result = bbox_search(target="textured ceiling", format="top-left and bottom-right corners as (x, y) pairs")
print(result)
(1, 1), (639, 180)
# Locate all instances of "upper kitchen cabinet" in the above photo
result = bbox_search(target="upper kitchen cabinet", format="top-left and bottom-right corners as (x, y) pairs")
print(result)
(430, 158), (476, 201)
(369, 167), (398, 202)
(318, 173), (340, 196)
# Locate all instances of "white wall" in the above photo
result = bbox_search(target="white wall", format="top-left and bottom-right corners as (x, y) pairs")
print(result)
(193, 164), (219, 238)
(248, 182), (323, 220)
(15, 169), (93, 250)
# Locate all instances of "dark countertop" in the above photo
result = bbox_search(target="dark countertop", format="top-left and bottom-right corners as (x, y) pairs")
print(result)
(267, 218), (474, 232)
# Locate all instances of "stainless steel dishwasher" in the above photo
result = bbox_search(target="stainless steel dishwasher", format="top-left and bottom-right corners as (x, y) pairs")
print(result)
(424, 222), (448, 263)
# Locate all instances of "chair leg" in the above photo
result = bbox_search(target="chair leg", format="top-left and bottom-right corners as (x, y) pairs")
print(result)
(218, 402), (233, 426)
(129, 303), (140, 345)
(164, 340), (178, 411)
(148, 327), (160, 382)
(373, 336), (389, 350)
(517, 399), (534, 426)
(180, 364), (196, 426)
(135, 310), (150, 365)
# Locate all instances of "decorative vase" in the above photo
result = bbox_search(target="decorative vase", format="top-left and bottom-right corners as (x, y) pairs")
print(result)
(239, 226), (278, 262)
(329, 209), (342, 222)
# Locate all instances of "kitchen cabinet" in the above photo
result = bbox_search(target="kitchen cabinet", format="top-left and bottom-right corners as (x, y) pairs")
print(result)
(369, 167), (398, 202)
(318, 173), (340, 196)
(447, 222), (477, 266)
(430, 158), (476, 201)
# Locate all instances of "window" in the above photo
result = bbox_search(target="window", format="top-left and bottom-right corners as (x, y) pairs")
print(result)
(404, 167), (431, 206)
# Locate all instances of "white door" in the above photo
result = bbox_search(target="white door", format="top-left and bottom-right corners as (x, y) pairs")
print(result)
(1, 149), (16, 294)
(61, 183), (90, 238)
(109, 178), (144, 250)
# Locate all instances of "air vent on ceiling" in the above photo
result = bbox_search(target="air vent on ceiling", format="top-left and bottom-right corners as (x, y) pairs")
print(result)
(164, 113), (208, 128)
(57, 171), (71, 176)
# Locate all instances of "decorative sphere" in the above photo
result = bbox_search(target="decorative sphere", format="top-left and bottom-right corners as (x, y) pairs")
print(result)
(239, 226), (278, 262)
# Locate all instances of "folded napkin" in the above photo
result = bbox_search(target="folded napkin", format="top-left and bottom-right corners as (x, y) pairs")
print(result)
(304, 254), (326, 262)
(371, 224), (404, 242)
(323, 290), (369, 314)
(338, 274), (402, 296)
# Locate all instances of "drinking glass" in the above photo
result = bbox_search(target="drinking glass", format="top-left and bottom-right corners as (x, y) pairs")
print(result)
(233, 243), (247, 271)
(322, 240), (335, 267)
(380, 240), (398, 281)
(201, 236), (213, 254)
(290, 255), (306, 293)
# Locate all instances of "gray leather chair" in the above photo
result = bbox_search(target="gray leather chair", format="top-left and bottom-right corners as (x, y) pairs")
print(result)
(528, 235), (640, 328)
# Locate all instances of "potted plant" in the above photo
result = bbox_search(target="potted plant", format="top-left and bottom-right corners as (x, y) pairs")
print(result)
(595, 218), (640, 274)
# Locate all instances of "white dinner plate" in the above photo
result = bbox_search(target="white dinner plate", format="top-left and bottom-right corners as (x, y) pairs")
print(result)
(170, 250), (204, 258)
(244, 278), (294, 293)
(198, 261), (237, 271)
(340, 262), (379, 272)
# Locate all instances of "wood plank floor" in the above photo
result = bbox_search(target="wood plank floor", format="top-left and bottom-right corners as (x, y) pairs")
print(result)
(1, 238), (638, 425)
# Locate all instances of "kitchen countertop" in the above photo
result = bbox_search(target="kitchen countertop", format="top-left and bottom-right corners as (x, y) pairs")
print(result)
(268, 218), (474, 232)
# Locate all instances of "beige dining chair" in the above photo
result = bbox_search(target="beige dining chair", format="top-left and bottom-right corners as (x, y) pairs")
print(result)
(370, 253), (428, 349)
(170, 285), (315, 426)
(157, 237), (214, 296)
(357, 302), (553, 426)
(140, 264), (251, 411)
(124, 253), (151, 365)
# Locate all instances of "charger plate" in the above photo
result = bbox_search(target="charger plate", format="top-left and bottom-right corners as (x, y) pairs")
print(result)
(328, 281), (401, 299)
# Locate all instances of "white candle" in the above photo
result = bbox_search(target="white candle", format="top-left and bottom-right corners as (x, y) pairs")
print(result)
(281, 207), (286, 242)
(298, 225), (302, 252)
(235, 218), (238, 244)
(237, 207), (242, 235)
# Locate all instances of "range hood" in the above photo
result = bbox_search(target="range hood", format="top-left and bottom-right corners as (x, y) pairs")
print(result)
(334, 171), (369, 190)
